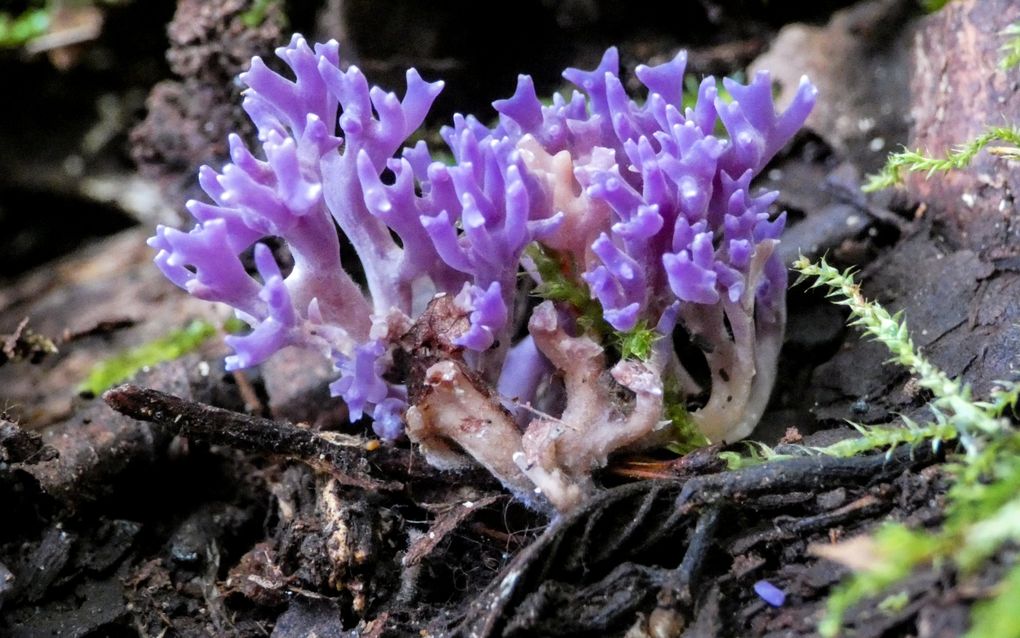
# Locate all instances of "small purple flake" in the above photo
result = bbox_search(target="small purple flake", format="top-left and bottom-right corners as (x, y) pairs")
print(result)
(753, 580), (786, 607)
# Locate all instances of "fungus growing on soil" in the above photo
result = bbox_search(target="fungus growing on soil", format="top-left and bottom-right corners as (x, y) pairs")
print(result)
(150, 34), (815, 512)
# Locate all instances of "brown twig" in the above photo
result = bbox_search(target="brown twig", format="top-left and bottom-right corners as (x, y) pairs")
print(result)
(1, 318), (58, 365)
(103, 384), (403, 492)
(61, 318), (136, 343)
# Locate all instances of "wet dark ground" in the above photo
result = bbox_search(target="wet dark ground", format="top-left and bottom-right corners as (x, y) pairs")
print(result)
(1, 0), (1019, 636)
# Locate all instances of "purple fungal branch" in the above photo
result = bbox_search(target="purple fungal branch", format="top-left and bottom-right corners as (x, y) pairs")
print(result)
(491, 48), (815, 444)
(150, 34), (814, 512)
(150, 35), (455, 436)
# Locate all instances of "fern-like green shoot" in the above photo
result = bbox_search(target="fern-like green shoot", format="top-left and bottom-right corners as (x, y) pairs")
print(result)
(793, 257), (1020, 636)
(1001, 22), (1020, 70)
(793, 256), (1009, 452)
(863, 126), (1020, 192)
(0, 7), (49, 49)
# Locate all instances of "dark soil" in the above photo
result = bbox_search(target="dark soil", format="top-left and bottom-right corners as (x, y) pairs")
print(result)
(1, 0), (1018, 636)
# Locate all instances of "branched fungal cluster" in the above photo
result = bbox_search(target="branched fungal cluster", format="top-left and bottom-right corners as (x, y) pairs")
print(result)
(150, 35), (815, 512)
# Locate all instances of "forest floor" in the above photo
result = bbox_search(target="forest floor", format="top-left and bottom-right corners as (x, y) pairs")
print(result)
(1, 0), (1018, 636)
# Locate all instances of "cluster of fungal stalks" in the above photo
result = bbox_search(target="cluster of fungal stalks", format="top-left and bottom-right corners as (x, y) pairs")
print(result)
(150, 35), (814, 512)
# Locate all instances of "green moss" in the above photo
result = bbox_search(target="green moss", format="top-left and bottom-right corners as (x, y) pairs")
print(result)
(813, 419), (956, 459)
(526, 243), (670, 366)
(966, 561), (1020, 638)
(794, 257), (1010, 446)
(662, 385), (710, 455)
(222, 315), (249, 335)
(877, 591), (910, 613)
(863, 126), (1020, 192)
(240, 0), (283, 28)
(526, 243), (609, 341)
(77, 319), (218, 396)
(614, 321), (656, 361)
(1001, 22), (1020, 71)
(716, 440), (781, 470)
(0, 7), (49, 49)
(526, 243), (587, 308)
(792, 257), (1020, 636)
(920, 0), (951, 12)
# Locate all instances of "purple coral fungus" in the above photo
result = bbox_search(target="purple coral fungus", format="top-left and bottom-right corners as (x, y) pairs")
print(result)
(150, 36), (815, 512)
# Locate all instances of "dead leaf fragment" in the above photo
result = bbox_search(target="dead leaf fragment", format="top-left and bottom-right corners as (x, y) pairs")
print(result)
(808, 534), (883, 572)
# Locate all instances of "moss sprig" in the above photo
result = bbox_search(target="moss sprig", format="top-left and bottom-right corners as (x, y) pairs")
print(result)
(1001, 21), (1020, 70)
(920, 0), (951, 12)
(664, 386), (711, 455)
(862, 126), (1020, 192)
(813, 418), (956, 458)
(77, 319), (219, 397)
(614, 321), (657, 361)
(792, 256), (1009, 453)
(525, 243), (608, 340)
(791, 257), (1020, 637)
(0, 6), (48, 49)
(966, 561), (1020, 638)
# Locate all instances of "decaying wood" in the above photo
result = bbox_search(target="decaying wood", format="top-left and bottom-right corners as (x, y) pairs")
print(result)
(0, 417), (57, 465)
(908, 0), (1020, 254)
(103, 384), (404, 492)
(0, 318), (58, 366)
